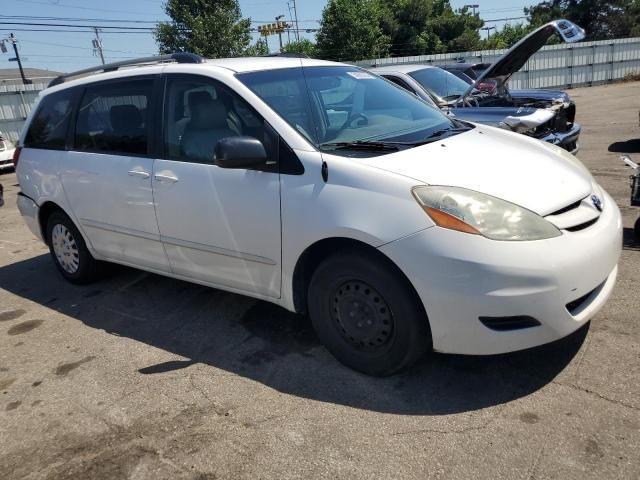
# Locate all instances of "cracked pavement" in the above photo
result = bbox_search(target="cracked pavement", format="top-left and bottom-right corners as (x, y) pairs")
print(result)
(1, 81), (640, 479)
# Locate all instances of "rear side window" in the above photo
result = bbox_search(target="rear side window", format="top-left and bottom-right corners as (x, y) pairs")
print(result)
(24, 89), (75, 150)
(74, 79), (153, 155)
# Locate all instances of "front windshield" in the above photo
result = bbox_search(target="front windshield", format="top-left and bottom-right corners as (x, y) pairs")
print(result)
(409, 68), (471, 102)
(237, 66), (455, 148)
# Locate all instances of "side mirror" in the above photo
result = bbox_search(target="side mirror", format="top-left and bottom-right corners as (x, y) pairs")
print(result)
(214, 136), (267, 169)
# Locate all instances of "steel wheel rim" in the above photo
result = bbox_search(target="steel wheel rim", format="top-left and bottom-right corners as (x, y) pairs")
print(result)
(331, 280), (394, 352)
(51, 224), (80, 274)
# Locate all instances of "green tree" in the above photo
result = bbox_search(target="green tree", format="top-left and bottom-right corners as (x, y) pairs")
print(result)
(481, 23), (535, 49)
(376, 0), (483, 56)
(245, 39), (270, 56)
(155, 0), (251, 58)
(316, 0), (391, 61)
(281, 39), (318, 57)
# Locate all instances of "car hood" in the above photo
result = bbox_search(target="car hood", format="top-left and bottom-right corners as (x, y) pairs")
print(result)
(349, 125), (592, 216)
(509, 89), (570, 102)
(461, 20), (585, 100)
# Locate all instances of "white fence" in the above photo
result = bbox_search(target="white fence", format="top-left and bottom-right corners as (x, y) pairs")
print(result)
(355, 36), (640, 90)
(0, 78), (51, 143)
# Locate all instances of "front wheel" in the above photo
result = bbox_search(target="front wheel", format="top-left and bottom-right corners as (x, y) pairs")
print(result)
(46, 211), (99, 284)
(635, 216), (640, 242)
(308, 250), (431, 376)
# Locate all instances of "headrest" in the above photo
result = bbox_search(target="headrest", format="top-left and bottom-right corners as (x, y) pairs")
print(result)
(110, 105), (142, 133)
(188, 90), (213, 109)
(190, 98), (228, 129)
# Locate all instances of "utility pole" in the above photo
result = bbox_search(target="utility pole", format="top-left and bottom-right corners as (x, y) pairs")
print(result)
(481, 26), (496, 39)
(8, 34), (31, 85)
(287, 0), (300, 42)
(92, 27), (105, 65)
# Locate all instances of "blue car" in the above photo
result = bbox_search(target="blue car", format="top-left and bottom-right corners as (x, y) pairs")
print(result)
(372, 20), (585, 154)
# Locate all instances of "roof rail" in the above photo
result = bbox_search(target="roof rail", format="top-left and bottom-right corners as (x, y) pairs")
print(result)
(264, 52), (310, 59)
(48, 52), (204, 88)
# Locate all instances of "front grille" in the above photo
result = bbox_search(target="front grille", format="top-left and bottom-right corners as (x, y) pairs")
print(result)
(545, 195), (600, 231)
(566, 218), (598, 232)
(479, 316), (541, 331)
(549, 199), (582, 216)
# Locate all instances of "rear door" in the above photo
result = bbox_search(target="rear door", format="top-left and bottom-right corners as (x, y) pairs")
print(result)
(60, 76), (170, 272)
(152, 74), (282, 297)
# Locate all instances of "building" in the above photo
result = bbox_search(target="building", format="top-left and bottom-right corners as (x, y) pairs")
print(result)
(0, 68), (63, 143)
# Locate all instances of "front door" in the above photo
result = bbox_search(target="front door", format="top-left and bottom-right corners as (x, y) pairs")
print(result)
(152, 74), (281, 297)
(61, 76), (170, 272)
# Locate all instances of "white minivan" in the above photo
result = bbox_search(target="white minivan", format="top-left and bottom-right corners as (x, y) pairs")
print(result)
(15, 54), (621, 376)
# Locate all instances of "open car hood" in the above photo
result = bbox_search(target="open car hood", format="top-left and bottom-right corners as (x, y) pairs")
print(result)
(460, 20), (585, 100)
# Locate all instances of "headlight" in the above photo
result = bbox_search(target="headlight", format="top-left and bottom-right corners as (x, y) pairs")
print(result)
(412, 186), (562, 241)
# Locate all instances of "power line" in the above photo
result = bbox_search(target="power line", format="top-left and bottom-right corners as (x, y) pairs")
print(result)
(0, 15), (162, 24)
(0, 21), (156, 30)
(484, 16), (528, 23)
(0, 28), (152, 34)
(20, 38), (151, 55)
(17, 0), (157, 16)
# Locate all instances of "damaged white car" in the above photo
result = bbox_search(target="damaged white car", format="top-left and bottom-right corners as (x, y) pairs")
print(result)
(372, 20), (585, 154)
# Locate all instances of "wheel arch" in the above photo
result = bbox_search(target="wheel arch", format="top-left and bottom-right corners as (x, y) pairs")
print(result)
(38, 201), (66, 245)
(291, 237), (428, 324)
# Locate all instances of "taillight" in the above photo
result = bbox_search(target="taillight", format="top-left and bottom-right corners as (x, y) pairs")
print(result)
(12, 146), (22, 168)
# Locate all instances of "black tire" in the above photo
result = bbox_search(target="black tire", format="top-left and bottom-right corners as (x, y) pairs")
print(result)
(635, 216), (640, 242)
(46, 211), (99, 284)
(308, 249), (431, 376)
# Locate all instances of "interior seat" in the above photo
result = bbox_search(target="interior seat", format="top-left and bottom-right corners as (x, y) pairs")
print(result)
(108, 104), (146, 153)
(180, 98), (237, 162)
(176, 91), (213, 142)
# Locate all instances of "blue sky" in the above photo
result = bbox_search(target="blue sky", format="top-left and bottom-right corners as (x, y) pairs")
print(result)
(1, 0), (534, 73)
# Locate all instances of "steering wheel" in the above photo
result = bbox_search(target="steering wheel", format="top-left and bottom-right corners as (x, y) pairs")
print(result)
(344, 112), (369, 128)
(463, 95), (479, 108)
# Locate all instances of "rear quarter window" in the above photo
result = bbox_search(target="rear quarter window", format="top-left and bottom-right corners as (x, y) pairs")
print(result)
(24, 89), (75, 150)
(74, 79), (153, 156)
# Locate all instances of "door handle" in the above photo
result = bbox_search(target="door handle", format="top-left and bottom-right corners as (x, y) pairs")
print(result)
(128, 170), (150, 179)
(154, 173), (179, 183)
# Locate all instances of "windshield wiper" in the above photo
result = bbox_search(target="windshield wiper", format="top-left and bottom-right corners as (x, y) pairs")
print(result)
(320, 126), (473, 151)
(319, 140), (400, 151)
(423, 126), (472, 141)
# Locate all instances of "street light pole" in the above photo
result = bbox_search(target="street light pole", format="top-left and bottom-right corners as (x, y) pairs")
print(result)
(464, 4), (480, 16)
(275, 15), (285, 51)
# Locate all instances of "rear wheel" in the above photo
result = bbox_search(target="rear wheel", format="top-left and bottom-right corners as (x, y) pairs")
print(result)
(635, 216), (640, 242)
(308, 250), (431, 376)
(46, 211), (99, 284)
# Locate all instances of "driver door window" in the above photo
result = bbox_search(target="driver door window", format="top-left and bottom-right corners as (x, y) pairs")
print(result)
(163, 76), (266, 163)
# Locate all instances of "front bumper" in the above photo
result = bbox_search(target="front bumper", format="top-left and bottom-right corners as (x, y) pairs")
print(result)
(0, 148), (15, 170)
(379, 189), (622, 355)
(540, 122), (581, 155)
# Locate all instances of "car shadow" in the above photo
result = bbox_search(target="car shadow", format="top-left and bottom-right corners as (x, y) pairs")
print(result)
(608, 139), (640, 154)
(0, 254), (588, 415)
